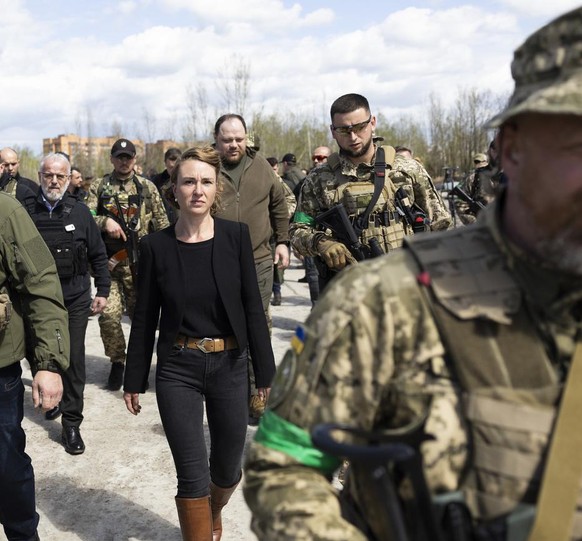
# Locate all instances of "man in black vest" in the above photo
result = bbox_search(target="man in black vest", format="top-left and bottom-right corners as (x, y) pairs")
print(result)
(26, 153), (110, 455)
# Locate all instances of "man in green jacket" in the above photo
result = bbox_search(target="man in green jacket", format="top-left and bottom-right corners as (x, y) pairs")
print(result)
(213, 113), (290, 422)
(0, 192), (70, 541)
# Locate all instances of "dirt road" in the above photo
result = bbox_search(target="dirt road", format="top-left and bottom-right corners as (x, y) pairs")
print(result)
(5, 261), (312, 541)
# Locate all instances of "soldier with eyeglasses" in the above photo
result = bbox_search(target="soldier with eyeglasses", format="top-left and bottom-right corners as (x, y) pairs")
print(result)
(291, 93), (440, 290)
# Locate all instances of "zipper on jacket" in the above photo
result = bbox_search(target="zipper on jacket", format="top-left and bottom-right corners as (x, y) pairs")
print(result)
(56, 328), (64, 354)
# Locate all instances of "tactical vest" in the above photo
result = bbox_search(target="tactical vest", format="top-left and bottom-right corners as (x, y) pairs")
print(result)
(405, 223), (582, 538)
(97, 174), (156, 238)
(327, 146), (411, 254)
(27, 195), (88, 279)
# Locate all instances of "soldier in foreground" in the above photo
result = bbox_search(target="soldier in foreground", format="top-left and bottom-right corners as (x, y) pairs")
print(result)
(244, 8), (582, 540)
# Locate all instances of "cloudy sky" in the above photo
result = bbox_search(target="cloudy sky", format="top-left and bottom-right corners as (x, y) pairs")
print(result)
(0, 0), (580, 153)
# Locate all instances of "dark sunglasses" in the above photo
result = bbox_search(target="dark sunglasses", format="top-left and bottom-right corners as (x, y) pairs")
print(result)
(331, 115), (372, 135)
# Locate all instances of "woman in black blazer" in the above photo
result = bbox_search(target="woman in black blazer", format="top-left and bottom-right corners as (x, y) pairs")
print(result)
(123, 146), (275, 541)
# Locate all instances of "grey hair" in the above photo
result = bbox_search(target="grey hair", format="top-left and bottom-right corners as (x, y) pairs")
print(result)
(39, 152), (71, 174)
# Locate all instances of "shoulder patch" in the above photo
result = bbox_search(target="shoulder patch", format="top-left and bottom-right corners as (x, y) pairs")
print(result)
(268, 348), (297, 410)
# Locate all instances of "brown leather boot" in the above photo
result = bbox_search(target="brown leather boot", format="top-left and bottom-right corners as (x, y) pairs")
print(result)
(175, 496), (212, 541)
(210, 479), (240, 541)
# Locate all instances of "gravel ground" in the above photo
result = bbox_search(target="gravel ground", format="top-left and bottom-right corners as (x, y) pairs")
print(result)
(4, 259), (312, 541)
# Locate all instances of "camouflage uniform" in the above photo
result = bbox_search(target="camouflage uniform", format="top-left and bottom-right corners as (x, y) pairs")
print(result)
(245, 7), (582, 539)
(455, 165), (498, 225)
(86, 172), (169, 363)
(291, 145), (434, 286)
(244, 198), (582, 539)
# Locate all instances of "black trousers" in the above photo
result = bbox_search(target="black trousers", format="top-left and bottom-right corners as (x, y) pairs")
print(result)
(61, 290), (92, 428)
(156, 345), (248, 498)
(0, 363), (38, 541)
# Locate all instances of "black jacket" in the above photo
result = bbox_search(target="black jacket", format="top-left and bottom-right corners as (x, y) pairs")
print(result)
(124, 217), (276, 393)
(25, 190), (110, 304)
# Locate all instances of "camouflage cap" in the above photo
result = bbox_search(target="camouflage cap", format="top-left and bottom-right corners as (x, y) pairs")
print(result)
(473, 153), (488, 163)
(486, 7), (582, 128)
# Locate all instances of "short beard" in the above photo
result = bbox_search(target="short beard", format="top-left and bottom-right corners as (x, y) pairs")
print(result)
(339, 135), (373, 159)
(221, 153), (243, 166)
(42, 182), (69, 203)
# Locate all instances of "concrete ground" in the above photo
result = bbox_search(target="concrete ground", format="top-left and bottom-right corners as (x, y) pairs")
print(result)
(4, 259), (312, 541)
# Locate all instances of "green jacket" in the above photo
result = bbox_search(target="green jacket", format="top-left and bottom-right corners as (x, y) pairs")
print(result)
(216, 149), (290, 264)
(0, 192), (69, 371)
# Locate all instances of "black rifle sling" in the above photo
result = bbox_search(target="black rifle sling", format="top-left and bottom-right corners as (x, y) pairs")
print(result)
(353, 146), (386, 236)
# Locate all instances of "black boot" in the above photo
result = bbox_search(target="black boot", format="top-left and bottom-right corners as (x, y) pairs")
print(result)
(107, 362), (124, 391)
(62, 426), (85, 455)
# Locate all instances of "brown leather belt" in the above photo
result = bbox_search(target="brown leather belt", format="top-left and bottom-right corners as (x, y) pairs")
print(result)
(175, 334), (238, 354)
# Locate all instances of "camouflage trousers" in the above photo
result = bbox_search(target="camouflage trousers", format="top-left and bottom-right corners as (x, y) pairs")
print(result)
(98, 264), (135, 363)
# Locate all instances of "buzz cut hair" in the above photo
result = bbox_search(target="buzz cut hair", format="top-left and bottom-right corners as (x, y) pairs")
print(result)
(330, 93), (371, 119)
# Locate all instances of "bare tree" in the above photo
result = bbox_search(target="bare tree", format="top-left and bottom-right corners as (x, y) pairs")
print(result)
(216, 55), (250, 116)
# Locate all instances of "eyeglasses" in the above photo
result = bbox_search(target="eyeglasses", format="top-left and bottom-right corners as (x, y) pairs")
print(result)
(41, 172), (69, 182)
(312, 155), (328, 162)
(331, 115), (372, 135)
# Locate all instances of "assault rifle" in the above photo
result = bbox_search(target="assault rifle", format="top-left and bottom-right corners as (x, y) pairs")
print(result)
(100, 193), (141, 283)
(315, 204), (384, 262)
(312, 418), (445, 541)
(113, 194), (141, 283)
(451, 185), (485, 215)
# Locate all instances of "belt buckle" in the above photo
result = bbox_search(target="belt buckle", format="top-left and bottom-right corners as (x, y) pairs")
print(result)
(196, 337), (212, 354)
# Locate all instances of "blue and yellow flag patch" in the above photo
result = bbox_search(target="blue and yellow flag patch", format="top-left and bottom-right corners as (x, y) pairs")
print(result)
(290, 326), (306, 355)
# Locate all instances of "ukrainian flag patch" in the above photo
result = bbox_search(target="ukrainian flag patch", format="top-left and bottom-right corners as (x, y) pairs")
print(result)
(290, 326), (306, 355)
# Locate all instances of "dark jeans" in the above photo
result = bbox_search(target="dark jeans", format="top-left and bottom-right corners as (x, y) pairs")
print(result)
(61, 290), (92, 428)
(0, 363), (39, 541)
(156, 346), (248, 498)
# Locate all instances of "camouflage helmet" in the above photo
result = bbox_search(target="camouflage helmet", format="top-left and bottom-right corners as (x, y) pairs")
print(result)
(487, 7), (582, 128)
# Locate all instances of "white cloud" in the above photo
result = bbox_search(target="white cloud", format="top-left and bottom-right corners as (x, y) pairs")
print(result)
(118, 1), (138, 15)
(160, 0), (334, 28)
(0, 1), (579, 151)
(498, 0), (581, 18)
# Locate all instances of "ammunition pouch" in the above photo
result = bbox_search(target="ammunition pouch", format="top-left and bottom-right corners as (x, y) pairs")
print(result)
(360, 222), (406, 255)
(340, 182), (390, 216)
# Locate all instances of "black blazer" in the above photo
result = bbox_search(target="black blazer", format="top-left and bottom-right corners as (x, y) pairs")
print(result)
(124, 217), (275, 393)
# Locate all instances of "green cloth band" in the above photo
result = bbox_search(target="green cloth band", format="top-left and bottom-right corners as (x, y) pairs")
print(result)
(293, 212), (315, 226)
(255, 410), (341, 475)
